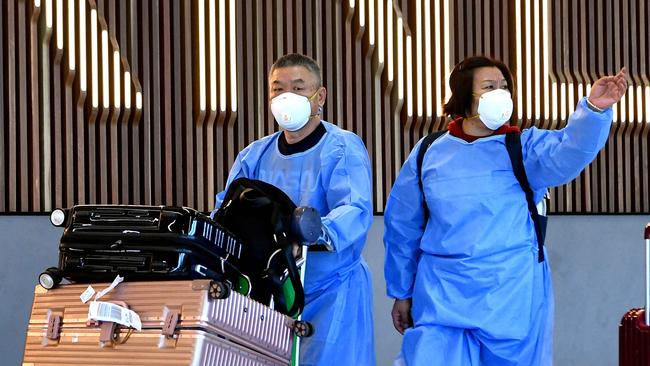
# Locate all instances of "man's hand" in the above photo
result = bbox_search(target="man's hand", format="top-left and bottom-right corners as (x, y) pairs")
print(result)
(391, 298), (414, 335)
(292, 206), (322, 244)
(588, 68), (628, 110)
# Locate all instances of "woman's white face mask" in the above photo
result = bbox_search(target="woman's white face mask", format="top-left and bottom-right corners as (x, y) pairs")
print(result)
(475, 89), (513, 130)
(270, 90), (320, 132)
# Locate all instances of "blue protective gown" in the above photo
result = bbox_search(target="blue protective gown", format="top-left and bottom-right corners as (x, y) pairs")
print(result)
(214, 121), (376, 366)
(384, 97), (613, 366)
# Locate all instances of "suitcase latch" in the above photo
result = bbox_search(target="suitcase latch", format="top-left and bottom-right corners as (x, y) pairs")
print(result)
(162, 310), (180, 338)
(46, 314), (62, 340)
(86, 301), (132, 346)
(99, 321), (119, 343)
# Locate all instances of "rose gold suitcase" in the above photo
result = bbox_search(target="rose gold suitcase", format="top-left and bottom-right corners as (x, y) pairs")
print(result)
(23, 328), (282, 365)
(22, 280), (302, 365)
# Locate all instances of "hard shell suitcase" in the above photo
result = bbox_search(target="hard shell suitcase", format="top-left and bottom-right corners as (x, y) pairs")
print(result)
(42, 205), (251, 295)
(22, 280), (310, 365)
(23, 328), (283, 366)
(619, 223), (650, 365)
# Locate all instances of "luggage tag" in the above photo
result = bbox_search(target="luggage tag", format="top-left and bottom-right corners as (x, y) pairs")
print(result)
(88, 301), (142, 331)
(84, 275), (142, 332)
(78, 275), (123, 303)
(94, 275), (124, 301)
(80, 285), (95, 303)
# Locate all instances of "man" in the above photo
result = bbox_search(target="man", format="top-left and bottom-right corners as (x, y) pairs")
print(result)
(213, 53), (376, 366)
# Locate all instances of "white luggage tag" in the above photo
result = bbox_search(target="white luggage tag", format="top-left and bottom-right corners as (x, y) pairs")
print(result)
(79, 274), (123, 303)
(94, 275), (124, 301)
(79, 285), (95, 303)
(83, 275), (142, 331)
(88, 301), (142, 331)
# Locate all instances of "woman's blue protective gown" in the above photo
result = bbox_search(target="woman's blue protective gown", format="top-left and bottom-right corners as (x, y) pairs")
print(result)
(384, 98), (613, 365)
(214, 121), (376, 366)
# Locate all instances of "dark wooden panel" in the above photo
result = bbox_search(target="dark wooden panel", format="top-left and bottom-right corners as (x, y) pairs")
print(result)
(0, 0), (5, 211)
(7, 0), (17, 211)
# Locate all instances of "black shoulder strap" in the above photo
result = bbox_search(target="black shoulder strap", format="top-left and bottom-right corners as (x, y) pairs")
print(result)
(416, 131), (546, 263)
(416, 130), (446, 221)
(417, 131), (446, 192)
(505, 132), (546, 262)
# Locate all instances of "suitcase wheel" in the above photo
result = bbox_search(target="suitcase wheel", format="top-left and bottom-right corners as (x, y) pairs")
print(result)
(292, 320), (314, 338)
(38, 267), (62, 290)
(208, 281), (231, 300)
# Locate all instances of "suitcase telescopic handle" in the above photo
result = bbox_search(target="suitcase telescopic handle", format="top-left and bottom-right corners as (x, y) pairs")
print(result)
(646, 223), (650, 325)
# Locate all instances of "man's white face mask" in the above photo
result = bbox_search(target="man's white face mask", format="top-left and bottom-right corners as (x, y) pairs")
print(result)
(270, 90), (320, 132)
(475, 89), (513, 130)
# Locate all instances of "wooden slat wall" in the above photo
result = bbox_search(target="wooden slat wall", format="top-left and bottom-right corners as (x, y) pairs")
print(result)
(528, 0), (650, 213)
(1, 0), (649, 213)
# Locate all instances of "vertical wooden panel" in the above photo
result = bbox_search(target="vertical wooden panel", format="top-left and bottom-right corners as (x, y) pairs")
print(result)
(129, 0), (141, 205)
(140, 0), (152, 205)
(27, 2), (40, 211)
(7, 0), (17, 211)
(180, 0), (193, 208)
(64, 0), (75, 208)
(118, 1), (129, 204)
(0, 0), (5, 211)
(17, 0), (28, 211)
(77, 0), (88, 206)
(161, 0), (173, 204)
(52, 8), (65, 209)
(171, 0), (183, 205)
(106, 1), (119, 204)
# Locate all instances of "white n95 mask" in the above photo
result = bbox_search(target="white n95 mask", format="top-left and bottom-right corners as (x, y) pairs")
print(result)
(476, 89), (513, 130)
(270, 91), (319, 131)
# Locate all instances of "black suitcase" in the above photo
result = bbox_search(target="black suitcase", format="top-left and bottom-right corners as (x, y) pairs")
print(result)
(41, 205), (251, 295)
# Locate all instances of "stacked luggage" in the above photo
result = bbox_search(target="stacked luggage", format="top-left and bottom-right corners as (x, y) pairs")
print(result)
(24, 178), (319, 365)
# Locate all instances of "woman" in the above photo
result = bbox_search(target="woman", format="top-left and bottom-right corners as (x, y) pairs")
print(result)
(383, 56), (627, 365)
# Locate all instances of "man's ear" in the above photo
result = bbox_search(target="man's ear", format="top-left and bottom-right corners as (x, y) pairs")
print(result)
(318, 86), (327, 107)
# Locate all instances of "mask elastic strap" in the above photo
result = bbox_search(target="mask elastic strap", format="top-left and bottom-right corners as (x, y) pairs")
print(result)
(308, 88), (321, 101)
(308, 88), (322, 118)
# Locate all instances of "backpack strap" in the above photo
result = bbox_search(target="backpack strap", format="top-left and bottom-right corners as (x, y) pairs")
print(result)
(266, 233), (305, 317)
(416, 131), (447, 220)
(505, 132), (547, 262)
(263, 194), (305, 316)
(415, 131), (547, 263)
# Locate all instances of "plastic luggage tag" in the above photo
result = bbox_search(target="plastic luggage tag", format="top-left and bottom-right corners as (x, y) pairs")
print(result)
(94, 275), (124, 301)
(88, 301), (142, 331)
(80, 285), (95, 303)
